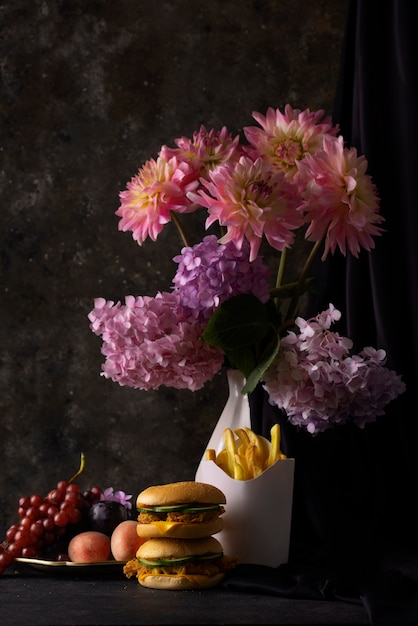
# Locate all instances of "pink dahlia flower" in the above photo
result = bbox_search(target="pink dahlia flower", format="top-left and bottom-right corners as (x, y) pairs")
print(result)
(188, 155), (303, 261)
(296, 135), (385, 259)
(116, 155), (200, 245)
(88, 292), (224, 391)
(244, 104), (339, 179)
(160, 125), (243, 177)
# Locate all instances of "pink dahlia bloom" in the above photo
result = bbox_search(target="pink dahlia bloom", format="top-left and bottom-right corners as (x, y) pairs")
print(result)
(160, 125), (243, 177)
(172, 235), (271, 319)
(296, 135), (384, 259)
(189, 155), (302, 261)
(244, 104), (339, 180)
(88, 292), (224, 391)
(263, 306), (406, 434)
(116, 155), (200, 245)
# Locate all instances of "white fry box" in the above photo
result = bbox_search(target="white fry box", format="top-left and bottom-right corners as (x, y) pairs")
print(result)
(195, 455), (295, 568)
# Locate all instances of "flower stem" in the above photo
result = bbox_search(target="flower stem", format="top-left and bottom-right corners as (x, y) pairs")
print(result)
(284, 238), (324, 322)
(274, 249), (287, 310)
(276, 249), (287, 289)
(170, 211), (190, 247)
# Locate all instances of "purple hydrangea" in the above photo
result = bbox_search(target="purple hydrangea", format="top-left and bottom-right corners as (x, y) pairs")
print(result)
(172, 235), (271, 320)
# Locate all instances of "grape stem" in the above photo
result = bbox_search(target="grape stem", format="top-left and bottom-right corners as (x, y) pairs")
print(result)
(68, 453), (85, 484)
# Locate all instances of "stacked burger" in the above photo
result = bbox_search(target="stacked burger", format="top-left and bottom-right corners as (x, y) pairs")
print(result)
(123, 481), (238, 589)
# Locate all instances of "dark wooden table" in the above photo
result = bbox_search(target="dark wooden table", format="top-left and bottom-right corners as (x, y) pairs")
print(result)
(1, 560), (371, 625)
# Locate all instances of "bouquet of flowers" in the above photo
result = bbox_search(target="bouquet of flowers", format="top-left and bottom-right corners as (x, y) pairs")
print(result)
(88, 104), (405, 434)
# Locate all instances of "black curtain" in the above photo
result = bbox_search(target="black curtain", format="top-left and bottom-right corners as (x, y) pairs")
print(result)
(227, 5), (418, 621)
(312, 0), (418, 546)
(250, 0), (418, 594)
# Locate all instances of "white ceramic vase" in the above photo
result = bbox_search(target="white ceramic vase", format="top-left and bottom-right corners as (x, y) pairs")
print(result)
(196, 369), (251, 467)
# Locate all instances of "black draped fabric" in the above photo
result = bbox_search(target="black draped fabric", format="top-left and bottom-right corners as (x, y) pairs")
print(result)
(307, 0), (418, 548)
(228, 2), (418, 623)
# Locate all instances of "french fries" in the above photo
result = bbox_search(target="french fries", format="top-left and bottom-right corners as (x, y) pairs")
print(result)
(205, 423), (287, 480)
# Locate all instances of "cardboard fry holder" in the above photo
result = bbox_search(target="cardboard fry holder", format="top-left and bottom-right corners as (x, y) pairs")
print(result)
(195, 455), (295, 567)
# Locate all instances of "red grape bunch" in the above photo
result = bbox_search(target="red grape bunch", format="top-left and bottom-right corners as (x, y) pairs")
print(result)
(0, 454), (102, 575)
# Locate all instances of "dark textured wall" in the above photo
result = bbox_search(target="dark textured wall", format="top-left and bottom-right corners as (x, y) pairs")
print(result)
(1, 0), (348, 527)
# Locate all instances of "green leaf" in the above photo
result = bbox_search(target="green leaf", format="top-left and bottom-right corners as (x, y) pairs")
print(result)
(202, 294), (272, 351)
(242, 334), (281, 394)
(202, 294), (282, 389)
(223, 346), (257, 378)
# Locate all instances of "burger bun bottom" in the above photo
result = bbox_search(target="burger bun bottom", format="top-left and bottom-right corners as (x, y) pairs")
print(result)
(138, 572), (225, 590)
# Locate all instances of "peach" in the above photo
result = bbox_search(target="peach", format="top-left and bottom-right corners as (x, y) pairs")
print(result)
(110, 520), (145, 561)
(68, 531), (111, 563)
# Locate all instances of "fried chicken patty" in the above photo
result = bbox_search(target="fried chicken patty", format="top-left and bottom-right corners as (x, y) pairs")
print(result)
(137, 506), (225, 525)
(124, 553), (238, 580)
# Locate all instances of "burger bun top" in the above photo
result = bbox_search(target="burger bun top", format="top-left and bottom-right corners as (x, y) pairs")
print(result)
(136, 481), (226, 507)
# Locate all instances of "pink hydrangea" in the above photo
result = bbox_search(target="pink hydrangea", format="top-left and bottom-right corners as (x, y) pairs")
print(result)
(88, 292), (224, 391)
(263, 306), (406, 434)
(172, 235), (271, 319)
(343, 347), (407, 429)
